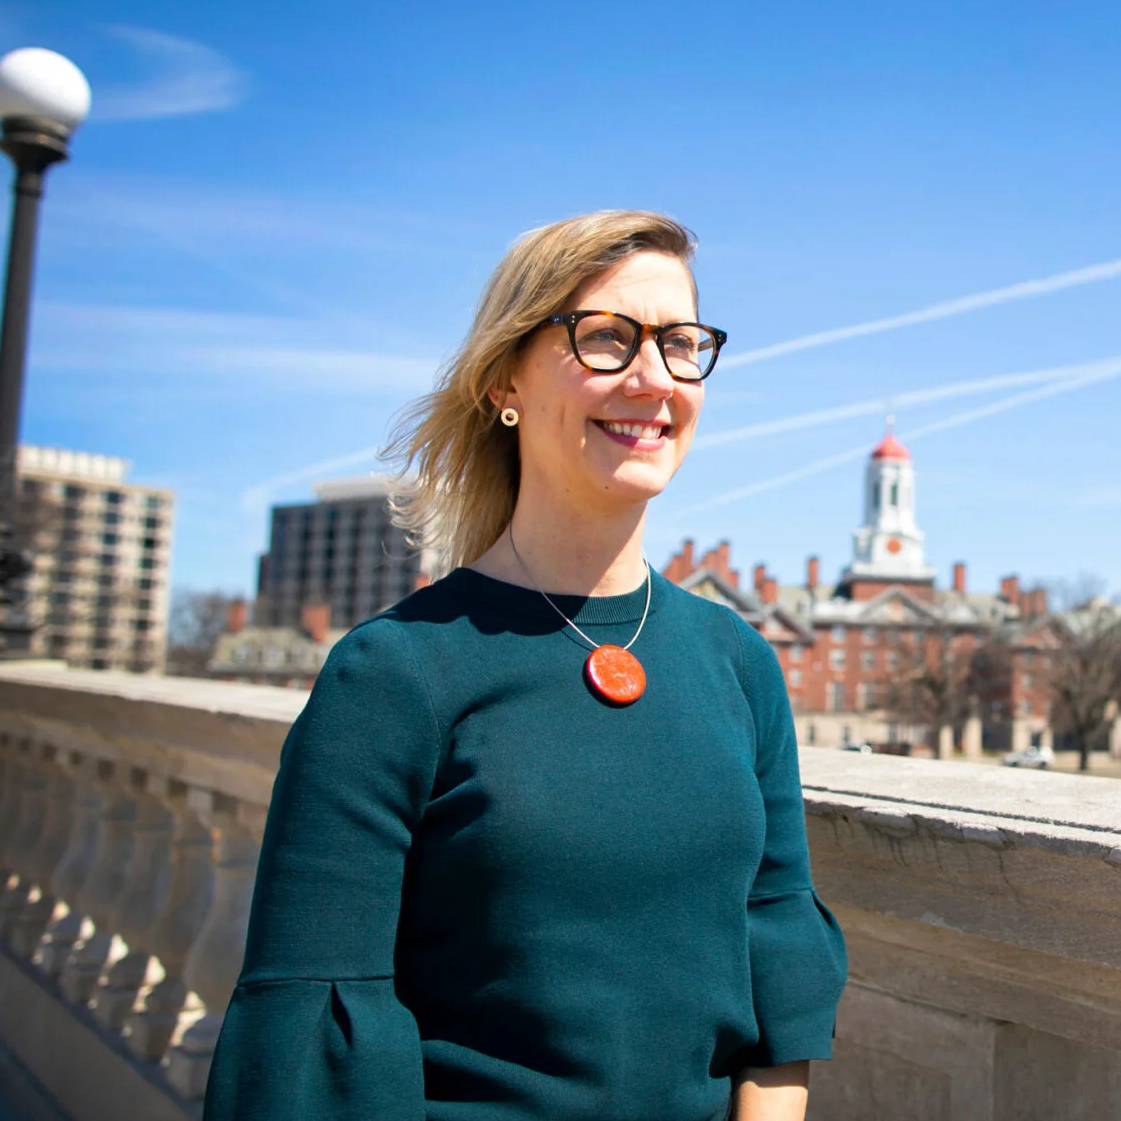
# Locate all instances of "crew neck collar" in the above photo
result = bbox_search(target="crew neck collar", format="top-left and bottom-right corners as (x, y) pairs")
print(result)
(443, 566), (666, 626)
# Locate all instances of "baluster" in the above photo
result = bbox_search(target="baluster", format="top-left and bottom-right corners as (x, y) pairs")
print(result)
(37, 753), (103, 978)
(60, 760), (137, 1005)
(127, 778), (215, 1063)
(0, 739), (45, 939)
(92, 767), (174, 1031)
(0, 736), (20, 881)
(165, 791), (263, 1100)
(11, 746), (76, 957)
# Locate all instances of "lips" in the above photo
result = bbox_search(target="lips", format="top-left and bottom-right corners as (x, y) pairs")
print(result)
(594, 419), (671, 440)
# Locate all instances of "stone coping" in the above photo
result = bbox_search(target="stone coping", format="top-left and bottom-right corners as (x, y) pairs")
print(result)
(1, 662), (1119, 858)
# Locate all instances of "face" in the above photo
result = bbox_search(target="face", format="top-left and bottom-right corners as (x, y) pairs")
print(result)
(498, 251), (705, 516)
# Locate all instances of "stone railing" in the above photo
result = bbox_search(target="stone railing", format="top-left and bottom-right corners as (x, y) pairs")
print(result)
(0, 662), (1118, 1121)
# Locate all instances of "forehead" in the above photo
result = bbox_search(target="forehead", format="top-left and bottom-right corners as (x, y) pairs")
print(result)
(566, 251), (697, 317)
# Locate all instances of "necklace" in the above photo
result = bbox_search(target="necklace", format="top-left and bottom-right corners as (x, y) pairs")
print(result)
(508, 525), (650, 705)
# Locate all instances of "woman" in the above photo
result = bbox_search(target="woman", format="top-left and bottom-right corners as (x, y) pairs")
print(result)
(204, 211), (847, 1121)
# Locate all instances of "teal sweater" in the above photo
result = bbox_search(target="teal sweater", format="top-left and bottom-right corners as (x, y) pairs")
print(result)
(204, 568), (847, 1121)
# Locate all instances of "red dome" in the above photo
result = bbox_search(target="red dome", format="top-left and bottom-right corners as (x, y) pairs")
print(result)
(871, 433), (911, 461)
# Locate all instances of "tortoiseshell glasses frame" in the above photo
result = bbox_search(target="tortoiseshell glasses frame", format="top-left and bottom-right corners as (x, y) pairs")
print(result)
(535, 310), (728, 383)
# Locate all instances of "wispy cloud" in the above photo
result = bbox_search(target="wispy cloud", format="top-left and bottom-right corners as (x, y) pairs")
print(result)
(94, 26), (248, 122)
(720, 257), (1121, 369)
(693, 361), (1106, 451)
(1076, 486), (1121, 507)
(34, 301), (437, 395)
(687, 357), (1121, 512)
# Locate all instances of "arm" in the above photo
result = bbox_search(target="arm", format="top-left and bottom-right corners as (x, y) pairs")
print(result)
(203, 619), (443, 1121)
(730, 616), (847, 1092)
(731, 1061), (809, 1121)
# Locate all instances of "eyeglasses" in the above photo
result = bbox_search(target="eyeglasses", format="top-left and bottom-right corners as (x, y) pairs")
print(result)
(537, 310), (728, 382)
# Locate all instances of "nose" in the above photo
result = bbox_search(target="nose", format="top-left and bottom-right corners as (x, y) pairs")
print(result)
(622, 333), (675, 398)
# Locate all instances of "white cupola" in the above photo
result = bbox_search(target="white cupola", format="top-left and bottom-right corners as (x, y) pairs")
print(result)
(847, 428), (936, 582)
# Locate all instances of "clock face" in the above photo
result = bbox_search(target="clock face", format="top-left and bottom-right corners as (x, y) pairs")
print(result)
(886, 537), (902, 554)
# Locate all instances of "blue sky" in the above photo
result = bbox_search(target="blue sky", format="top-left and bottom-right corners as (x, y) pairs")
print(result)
(10, 0), (1121, 600)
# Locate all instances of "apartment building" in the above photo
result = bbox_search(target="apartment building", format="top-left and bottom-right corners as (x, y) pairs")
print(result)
(254, 476), (422, 629)
(17, 446), (174, 673)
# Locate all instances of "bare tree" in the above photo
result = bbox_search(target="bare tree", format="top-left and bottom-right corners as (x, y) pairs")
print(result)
(167, 590), (241, 678)
(1047, 602), (1121, 772)
(881, 628), (988, 751)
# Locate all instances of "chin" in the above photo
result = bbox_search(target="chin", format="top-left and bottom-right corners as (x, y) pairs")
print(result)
(598, 462), (676, 505)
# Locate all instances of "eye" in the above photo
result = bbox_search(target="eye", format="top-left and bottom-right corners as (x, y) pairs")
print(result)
(664, 329), (699, 354)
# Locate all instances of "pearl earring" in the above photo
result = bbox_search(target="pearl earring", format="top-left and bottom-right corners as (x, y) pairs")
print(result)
(500, 407), (519, 427)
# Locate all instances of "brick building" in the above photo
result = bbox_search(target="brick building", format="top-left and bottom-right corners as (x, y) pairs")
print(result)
(664, 430), (1058, 754)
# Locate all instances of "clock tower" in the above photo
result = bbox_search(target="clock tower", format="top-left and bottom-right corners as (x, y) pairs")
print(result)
(838, 427), (937, 596)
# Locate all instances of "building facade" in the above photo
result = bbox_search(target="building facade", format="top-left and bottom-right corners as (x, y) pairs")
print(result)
(17, 445), (174, 673)
(664, 430), (1057, 754)
(255, 476), (422, 630)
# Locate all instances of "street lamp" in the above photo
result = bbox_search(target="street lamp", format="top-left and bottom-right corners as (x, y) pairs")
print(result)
(0, 48), (90, 649)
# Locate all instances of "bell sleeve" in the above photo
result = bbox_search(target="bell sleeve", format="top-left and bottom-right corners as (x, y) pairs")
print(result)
(734, 617), (848, 1068)
(203, 618), (443, 1121)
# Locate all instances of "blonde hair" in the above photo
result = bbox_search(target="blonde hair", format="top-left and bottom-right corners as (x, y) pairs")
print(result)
(383, 210), (697, 569)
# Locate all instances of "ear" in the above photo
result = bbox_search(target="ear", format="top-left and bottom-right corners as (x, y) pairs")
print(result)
(487, 382), (523, 415)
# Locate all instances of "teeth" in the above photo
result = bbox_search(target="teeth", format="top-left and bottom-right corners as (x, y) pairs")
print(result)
(601, 422), (664, 439)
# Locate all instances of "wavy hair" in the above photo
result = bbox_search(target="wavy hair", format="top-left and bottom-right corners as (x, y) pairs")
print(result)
(382, 210), (696, 570)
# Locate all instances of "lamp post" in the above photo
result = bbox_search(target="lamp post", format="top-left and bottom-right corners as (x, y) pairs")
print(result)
(0, 48), (90, 650)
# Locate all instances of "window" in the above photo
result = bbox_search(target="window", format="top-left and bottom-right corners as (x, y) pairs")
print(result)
(138, 577), (153, 591)
(99, 553), (116, 567)
(872, 482), (881, 510)
(886, 651), (900, 671)
(890, 482), (899, 506)
(788, 668), (803, 686)
(104, 511), (120, 526)
(829, 649), (846, 670)
(861, 650), (875, 670)
(828, 682), (846, 711)
(145, 495), (161, 511)
(1022, 674), (1032, 691)
(143, 516), (160, 531)
(139, 557), (155, 570)
(789, 644), (804, 664)
(863, 627), (877, 643)
(133, 618), (150, 632)
(106, 491), (123, 506)
(142, 537), (157, 551)
(1022, 653), (1034, 669)
(831, 626), (846, 643)
(64, 485), (83, 501)
(806, 723), (816, 745)
(856, 682), (870, 710)
(102, 533), (118, 547)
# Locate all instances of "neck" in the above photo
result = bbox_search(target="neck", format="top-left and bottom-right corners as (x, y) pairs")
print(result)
(472, 494), (649, 597)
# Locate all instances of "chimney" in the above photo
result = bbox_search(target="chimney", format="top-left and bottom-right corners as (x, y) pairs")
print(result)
(1000, 575), (1020, 607)
(806, 555), (820, 591)
(762, 577), (778, 605)
(753, 564), (767, 595)
(300, 603), (331, 644)
(226, 599), (248, 634)
(953, 562), (967, 594)
(716, 541), (730, 578)
(681, 539), (695, 573)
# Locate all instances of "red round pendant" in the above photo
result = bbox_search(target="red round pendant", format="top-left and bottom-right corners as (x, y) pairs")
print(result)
(584, 645), (646, 705)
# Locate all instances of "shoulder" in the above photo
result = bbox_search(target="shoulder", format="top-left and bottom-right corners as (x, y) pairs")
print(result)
(657, 576), (784, 697)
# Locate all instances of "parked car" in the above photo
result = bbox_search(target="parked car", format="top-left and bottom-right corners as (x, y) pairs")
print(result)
(1002, 744), (1055, 769)
(839, 742), (874, 754)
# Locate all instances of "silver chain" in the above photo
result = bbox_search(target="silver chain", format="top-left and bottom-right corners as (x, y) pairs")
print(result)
(507, 524), (652, 653)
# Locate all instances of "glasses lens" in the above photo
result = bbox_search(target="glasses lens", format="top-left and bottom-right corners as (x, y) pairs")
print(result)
(572, 314), (637, 370)
(662, 324), (717, 380)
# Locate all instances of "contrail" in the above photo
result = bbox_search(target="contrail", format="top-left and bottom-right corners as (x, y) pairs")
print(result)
(240, 444), (387, 512)
(687, 357), (1121, 512)
(694, 359), (1112, 450)
(719, 257), (1121, 369)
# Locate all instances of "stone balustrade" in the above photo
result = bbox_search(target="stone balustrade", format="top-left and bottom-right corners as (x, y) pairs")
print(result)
(0, 661), (1117, 1121)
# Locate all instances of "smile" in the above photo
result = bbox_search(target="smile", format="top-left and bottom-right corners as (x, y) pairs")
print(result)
(594, 420), (671, 442)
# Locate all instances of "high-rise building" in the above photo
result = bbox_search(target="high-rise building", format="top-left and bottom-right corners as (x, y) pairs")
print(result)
(255, 476), (422, 629)
(17, 446), (174, 672)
